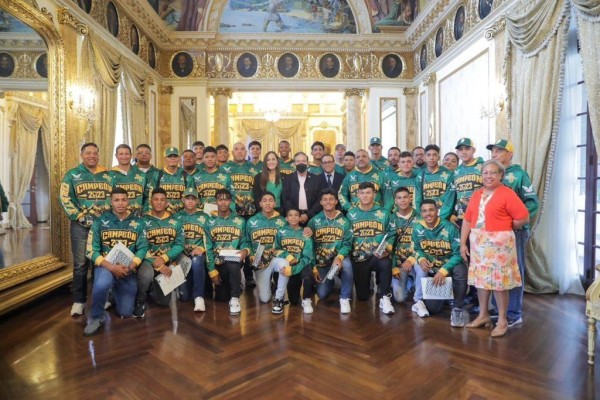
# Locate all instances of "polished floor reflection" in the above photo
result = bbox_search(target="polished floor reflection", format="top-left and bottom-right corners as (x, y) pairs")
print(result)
(0, 288), (597, 399)
(0, 223), (50, 267)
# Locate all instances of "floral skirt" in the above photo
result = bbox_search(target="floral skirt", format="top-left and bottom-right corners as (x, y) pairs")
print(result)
(468, 228), (522, 291)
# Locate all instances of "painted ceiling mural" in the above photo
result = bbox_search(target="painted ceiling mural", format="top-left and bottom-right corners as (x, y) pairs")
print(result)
(146, 0), (429, 32)
(219, 0), (357, 34)
(0, 11), (35, 33)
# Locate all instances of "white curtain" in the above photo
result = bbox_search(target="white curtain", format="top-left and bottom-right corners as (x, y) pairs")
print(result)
(504, 0), (570, 293)
(7, 103), (44, 229)
(535, 15), (585, 294)
(122, 64), (148, 148)
(82, 33), (122, 167)
(571, 0), (600, 151)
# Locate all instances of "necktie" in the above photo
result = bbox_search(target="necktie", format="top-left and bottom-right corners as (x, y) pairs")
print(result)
(327, 174), (333, 188)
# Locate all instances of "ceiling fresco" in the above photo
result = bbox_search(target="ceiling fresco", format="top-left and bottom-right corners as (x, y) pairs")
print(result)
(145, 0), (429, 33)
(0, 11), (36, 33)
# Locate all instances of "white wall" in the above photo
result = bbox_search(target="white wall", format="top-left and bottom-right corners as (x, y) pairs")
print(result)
(365, 87), (406, 151)
(436, 37), (497, 158)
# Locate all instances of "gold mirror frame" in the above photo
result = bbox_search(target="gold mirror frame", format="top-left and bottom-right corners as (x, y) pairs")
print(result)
(0, 0), (68, 314)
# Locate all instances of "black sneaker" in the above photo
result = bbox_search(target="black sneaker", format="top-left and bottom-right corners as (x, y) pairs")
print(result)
(132, 301), (145, 318)
(272, 298), (284, 314)
(245, 278), (257, 289)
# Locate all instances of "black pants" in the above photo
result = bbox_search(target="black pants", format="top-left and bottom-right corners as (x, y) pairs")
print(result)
(424, 262), (468, 314)
(352, 256), (392, 301)
(286, 265), (314, 305)
(214, 262), (242, 302)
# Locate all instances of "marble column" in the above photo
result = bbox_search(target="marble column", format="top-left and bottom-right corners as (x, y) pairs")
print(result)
(345, 88), (365, 151)
(209, 88), (232, 147)
(403, 87), (418, 151)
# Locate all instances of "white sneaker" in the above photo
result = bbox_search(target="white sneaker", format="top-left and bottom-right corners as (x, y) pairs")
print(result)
(229, 297), (241, 315)
(340, 298), (351, 314)
(411, 300), (430, 318)
(70, 302), (85, 316)
(104, 301), (112, 310)
(302, 299), (314, 314)
(194, 297), (205, 312)
(379, 294), (395, 315)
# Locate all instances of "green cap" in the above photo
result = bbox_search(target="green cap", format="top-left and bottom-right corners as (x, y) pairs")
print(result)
(370, 137), (382, 145)
(164, 147), (179, 157)
(486, 139), (514, 152)
(182, 187), (198, 198)
(455, 137), (474, 149)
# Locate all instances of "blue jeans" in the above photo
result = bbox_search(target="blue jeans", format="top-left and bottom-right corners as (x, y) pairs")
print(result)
(508, 229), (528, 319)
(316, 257), (353, 300)
(392, 269), (410, 303)
(90, 266), (137, 319)
(178, 254), (206, 301)
(71, 221), (90, 303)
(414, 263), (468, 312)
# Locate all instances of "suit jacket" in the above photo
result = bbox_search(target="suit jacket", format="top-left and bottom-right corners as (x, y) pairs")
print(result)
(319, 171), (344, 193)
(282, 172), (323, 219)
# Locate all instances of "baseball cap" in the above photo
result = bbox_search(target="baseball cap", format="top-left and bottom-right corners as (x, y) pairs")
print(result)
(455, 137), (474, 149)
(486, 139), (514, 152)
(164, 147), (179, 157)
(370, 137), (382, 145)
(182, 187), (198, 198)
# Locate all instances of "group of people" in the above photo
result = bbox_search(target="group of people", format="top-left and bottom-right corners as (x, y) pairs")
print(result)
(59, 135), (538, 338)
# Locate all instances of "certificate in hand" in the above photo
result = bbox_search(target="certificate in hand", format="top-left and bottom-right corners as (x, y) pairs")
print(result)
(155, 264), (186, 296)
(219, 249), (242, 263)
(373, 234), (388, 257)
(421, 277), (454, 300)
(105, 242), (135, 266)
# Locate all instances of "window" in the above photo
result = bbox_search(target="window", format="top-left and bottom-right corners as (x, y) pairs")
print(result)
(573, 43), (598, 288)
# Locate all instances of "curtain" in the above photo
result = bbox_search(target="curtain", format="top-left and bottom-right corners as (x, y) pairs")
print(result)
(505, 0), (570, 293)
(571, 0), (600, 152)
(40, 112), (50, 171)
(239, 119), (305, 154)
(122, 64), (148, 148)
(7, 103), (44, 229)
(535, 20), (585, 294)
(83, 33), (122, 167)
(179, 98), (195, 151)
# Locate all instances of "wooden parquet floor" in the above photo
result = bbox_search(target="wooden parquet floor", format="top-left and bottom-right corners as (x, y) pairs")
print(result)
(0, 287), (598, 400)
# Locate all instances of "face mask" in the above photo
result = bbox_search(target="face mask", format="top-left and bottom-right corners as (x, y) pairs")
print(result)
(296, 164), (307, 173)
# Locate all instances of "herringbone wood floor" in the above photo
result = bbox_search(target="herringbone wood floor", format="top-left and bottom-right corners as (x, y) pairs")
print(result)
(0, 287), (597, 400)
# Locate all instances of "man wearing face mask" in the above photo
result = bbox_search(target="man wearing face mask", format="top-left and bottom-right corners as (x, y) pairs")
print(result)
(282, 151), (324, 226)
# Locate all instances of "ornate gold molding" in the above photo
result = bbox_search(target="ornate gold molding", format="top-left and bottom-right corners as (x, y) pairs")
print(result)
(345, 88), (365, 98)
(403, 87), (419, 95)
(159, 85), (173, 95)
(485, 17), (506, 40)
(209, 88), (233, 98)
(58, 7), (89, 35)
(422, 73), (436, 86)
(0, 255), (66, 291)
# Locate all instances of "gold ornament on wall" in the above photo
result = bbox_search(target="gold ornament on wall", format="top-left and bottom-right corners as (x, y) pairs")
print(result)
(207, 52), (234, 78)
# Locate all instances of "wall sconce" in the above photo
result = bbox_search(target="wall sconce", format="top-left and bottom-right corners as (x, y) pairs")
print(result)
(481, 83), (506, 119)
(69, 84), (96, 132)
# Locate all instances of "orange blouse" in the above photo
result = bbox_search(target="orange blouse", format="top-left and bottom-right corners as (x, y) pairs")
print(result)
(464, 185), (529, 231)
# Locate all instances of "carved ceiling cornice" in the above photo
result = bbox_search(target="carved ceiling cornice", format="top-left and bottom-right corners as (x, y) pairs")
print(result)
(111, 0), (171, 45)
(0, 36), (46, 51)
(57, 7), (88, 35)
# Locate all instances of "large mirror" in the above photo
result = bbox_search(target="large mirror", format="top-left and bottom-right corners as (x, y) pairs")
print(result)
(0, 0), (68, 314)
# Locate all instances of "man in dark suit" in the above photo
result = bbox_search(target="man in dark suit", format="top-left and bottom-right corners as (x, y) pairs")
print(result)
(320, 154), (344, 193)
(282, 151), (323, 226)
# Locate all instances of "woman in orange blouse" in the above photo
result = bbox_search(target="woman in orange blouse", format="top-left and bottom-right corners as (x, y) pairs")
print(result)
(460, 159), (529, 337)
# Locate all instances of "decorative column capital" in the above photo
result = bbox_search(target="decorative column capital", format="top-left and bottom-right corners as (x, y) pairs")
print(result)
(403, 87), (418, 95)
(422, 73), (436, 86)
(345, 88), (365, 98)
(485, 17), (506, 41)
(159, 85), (173, 95)
(209, 88), (233, 98)
(58, 7), (88, 35)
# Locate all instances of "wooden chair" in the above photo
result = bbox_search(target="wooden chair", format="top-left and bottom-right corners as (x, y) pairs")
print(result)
(586, 267), (600, 365)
